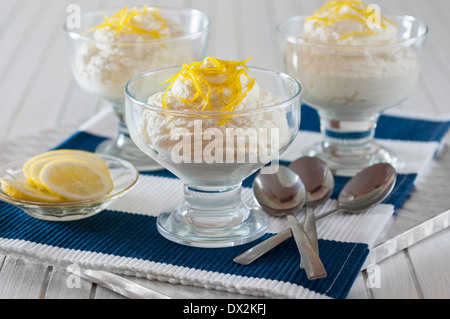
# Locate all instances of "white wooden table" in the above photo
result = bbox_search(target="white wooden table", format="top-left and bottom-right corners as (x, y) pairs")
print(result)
(0, 0), (449, 299)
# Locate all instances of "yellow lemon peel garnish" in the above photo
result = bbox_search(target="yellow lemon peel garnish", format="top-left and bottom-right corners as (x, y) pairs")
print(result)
(84, 5), (168, 39)
(161, 57), (256, 125)
(306, 0), (396, 40)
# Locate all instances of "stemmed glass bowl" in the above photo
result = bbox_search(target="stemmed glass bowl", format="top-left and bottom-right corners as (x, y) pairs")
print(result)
(277, 15), (428, 175)
(64, 6), (210, 171)
(125, 66), (301, 247)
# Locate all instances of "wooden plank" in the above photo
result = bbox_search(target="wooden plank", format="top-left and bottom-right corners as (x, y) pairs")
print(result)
(185, 0), (215, 56)
(0, 1), (19, 37)
(4, 0), (109, 140)
(5, 0), (76, 139)
(43, 266), (94, 299)
(206, 0), (240, 60)
(436, 0), (450, 29)
(0, 0), (40, 76)
(238, 0), (278, 69)
(407, 228), (450, 299)
(269, 0), (297, 23)
(405, 0), (450, 115)
(346, 271), (371, 299)
(0, 254), (5, 278)
(296, 0), (326, 14)
(367, 250), (420, 299)
(93, 285), (127, 299)
(55, 82), (106, 129)
(0, 0), (44, 140)
(411, 0), (450, 59)
(0, 0), (67, 139)
(0, 256), (49, 299)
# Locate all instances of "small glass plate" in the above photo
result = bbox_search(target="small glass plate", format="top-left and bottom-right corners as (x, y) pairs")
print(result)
(0, 154), (139, 221)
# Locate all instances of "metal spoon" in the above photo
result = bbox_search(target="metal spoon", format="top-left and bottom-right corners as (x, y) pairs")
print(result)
(234, 163), (397, 265)
(252, 165), (327, 280)
(289, 156), (334, 268)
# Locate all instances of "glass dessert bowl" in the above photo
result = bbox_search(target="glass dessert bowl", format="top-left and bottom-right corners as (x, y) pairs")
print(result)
(125, 57), (301, 247)
(277, 1), (428, 175)
(64, 5), (210, 171)
(0, 154), (139, 221)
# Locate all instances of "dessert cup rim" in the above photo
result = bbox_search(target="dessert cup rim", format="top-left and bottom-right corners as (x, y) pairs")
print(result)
(125, 65), (302, 118)
(277, 14), (428, 49)
(63, 5), (211, 46)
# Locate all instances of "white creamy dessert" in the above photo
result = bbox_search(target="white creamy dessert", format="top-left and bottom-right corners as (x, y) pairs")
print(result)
(285, 0), (420, 113)
(136, 57), (290, 185)
(74, 6), (193, 106)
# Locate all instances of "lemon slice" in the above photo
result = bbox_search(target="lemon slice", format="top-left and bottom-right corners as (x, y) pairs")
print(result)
(24, 150), (108, 184)
(28, 155), (109, 189)
(39, 158), (114, 202)
(0, 178), (63, 203)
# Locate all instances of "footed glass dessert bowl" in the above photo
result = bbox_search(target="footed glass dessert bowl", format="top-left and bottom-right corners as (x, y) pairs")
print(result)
(64, 5), (210, 171)
(277, 1), (428, 175)
(125, 59), (301, 247)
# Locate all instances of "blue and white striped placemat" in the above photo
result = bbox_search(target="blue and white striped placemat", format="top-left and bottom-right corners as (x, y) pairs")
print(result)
(0, 105), (448, 299)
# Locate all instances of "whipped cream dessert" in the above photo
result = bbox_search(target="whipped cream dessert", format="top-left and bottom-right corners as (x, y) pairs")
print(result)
(136, 57), (290, 186)
(74, 5), (193, 106)
(284, 0), (420, 113)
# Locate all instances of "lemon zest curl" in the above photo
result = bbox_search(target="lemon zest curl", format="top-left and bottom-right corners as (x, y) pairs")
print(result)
(161, 57), (256, 125)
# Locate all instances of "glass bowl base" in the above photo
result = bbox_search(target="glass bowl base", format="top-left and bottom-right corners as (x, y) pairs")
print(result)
(96, 138), (162, 172)
(21, 205), (106, 222)
(303, 141), (401, 176)
(156, 207), (269, 248)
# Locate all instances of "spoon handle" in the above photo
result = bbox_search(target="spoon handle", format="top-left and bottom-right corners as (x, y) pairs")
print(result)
(300, 206), (319, 269)
(233, 207), (342, 265)
(287, 215), (327, 279)
(233, 228), (292, 265)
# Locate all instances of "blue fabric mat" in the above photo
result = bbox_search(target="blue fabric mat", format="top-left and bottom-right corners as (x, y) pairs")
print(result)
(0, 105), (448, 299)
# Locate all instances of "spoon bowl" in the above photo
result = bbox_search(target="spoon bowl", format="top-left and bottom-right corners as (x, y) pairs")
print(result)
(338, 163), (397, 212)
(252, 165), (306, 215)
(289, 156), (334, 207)
(234, 162), (397, 265)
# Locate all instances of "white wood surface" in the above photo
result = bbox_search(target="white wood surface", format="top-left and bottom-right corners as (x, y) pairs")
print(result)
(0, 0), (449, 299)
